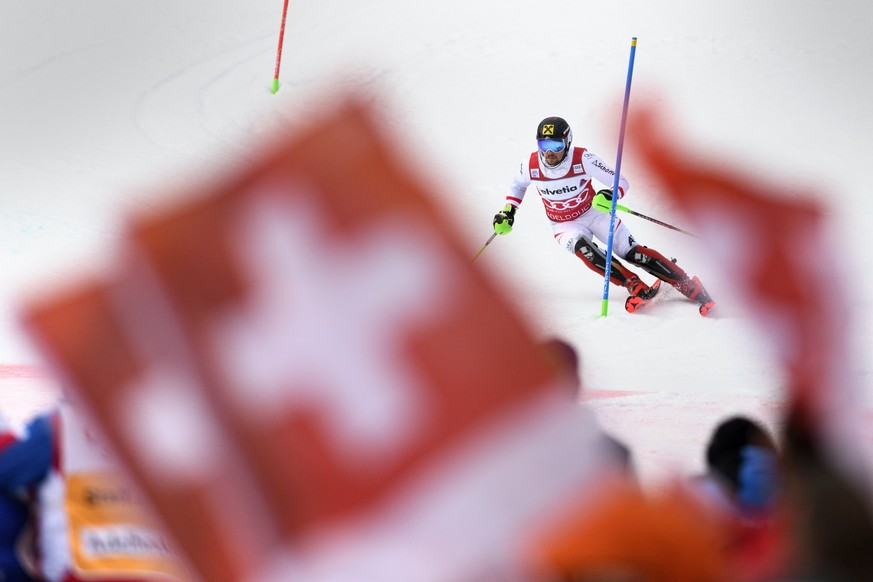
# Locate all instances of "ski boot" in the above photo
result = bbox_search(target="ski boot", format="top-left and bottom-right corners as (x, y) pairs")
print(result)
(624, 276), (662, 313)
(678, 276), (715, 316)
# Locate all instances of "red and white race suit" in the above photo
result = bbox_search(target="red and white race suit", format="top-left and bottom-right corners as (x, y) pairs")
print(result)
(506, 146), (638, 258)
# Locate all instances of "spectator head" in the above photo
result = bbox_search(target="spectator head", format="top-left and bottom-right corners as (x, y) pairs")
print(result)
(706, 416), (776, 494)
(539, 337), (581, 398)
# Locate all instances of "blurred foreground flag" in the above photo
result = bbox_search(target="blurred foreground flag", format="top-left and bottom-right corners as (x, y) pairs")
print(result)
(630, 107), (873, 491)
(23, 98), (611, 581)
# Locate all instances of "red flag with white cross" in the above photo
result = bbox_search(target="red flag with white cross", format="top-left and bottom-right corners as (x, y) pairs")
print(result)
(23, 97), (612, 581)
(629, 106), (873, 491)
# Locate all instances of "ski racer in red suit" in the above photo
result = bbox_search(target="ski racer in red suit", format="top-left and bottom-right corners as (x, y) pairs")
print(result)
(493, 116), (714, 315)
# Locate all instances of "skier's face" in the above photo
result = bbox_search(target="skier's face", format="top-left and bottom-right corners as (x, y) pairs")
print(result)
(542, 148), (565, 166)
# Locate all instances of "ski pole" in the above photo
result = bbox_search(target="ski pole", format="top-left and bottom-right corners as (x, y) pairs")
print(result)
(611, 202), (698, 238)
(601, 37), (638, 317)
(271, 0), (291, 94)
(472, 233), (497, 263)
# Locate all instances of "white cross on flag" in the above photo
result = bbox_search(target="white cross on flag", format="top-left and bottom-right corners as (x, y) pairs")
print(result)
(23, 98), (612, 581)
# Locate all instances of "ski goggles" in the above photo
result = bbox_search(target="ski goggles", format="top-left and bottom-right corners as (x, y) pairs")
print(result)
(537, 138), (566, 154)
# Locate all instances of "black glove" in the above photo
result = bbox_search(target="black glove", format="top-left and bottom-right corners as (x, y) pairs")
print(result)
(493, 204), (517, 235)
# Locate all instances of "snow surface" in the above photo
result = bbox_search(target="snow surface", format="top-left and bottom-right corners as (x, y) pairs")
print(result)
(1, 0), (872, 487)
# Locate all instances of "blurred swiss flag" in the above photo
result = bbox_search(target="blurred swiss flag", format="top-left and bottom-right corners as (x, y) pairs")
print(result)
(630, 107), (873, 495)
(22, 98), (611, 581)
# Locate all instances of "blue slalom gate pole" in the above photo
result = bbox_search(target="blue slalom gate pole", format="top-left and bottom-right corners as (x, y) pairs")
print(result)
(601, 37), (638, 317)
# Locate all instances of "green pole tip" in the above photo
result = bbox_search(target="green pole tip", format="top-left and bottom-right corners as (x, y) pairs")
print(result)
(271, 78), (280, 94)
(600, 298), (609, 317)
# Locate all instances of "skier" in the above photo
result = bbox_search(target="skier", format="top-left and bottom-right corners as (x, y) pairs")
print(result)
(492, 116), (714, 315)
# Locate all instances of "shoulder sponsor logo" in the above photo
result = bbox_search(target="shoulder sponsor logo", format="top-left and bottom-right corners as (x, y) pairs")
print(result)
(591, 159), (615, 176)
(572, 164), (583, 174)
(531, 169), (540, 178)
(582, 151), (594, 160)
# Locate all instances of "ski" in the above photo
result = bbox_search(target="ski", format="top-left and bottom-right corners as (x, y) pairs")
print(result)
(625, 279), (662, 313)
